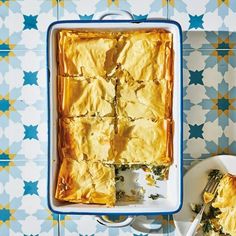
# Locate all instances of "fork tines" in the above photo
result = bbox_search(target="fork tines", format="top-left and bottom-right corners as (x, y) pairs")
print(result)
(203, 175), (220, 194)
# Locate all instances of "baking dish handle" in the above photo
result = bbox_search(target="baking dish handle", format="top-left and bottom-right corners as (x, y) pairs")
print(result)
(96, 215), (135, 228)
(94, 10), (134, 20)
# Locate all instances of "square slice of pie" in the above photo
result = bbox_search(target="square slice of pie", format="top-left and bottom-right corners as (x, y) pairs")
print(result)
(113, 118), (173, 165)
(116, 70), (172, 120)
(58, 117), (115, 163)
(58, 30), (117, 78)
(117, 30), (173, 82)
(58, 76), (115, 117)
(55, 158), (116, 206)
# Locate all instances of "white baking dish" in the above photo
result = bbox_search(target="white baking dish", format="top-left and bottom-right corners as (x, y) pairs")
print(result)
(46, 13), (183, 216)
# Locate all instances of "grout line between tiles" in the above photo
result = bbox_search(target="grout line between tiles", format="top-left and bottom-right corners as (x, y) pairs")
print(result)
(57, 0), (59, 21)
(0, 159), (47, 162)
(0, 49), (46, 52)
(58, 214), (61, 236)
(1, 48), (236, 53)
(167, 0), (170, 20)
(183, 48), (236, 51)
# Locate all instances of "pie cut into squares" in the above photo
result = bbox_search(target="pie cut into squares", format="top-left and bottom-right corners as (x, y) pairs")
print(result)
(116, 70), (173, 120)
(212, 173), (236, 236)
(58, 117), (115, 163)
(117, 30), (173, 82)
(113, 118), (173, 165)
(58, 30), (117, 77)
(55, 158), (116, 206)
(58, 76), (115, 117)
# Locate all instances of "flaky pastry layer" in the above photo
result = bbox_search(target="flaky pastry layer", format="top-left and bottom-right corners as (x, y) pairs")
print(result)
(117, 30), (173, 82)
(56, 29), (174, 206)
(116, 70), (173, 120)
(212, 174), (236, 236)
(58, 76), (115, 117)
(113, 118), (173, 165)
(58, 117), (114, 163)
(55, 158), (116, 206)
(58, 29), (173, 82)
(58, 30), (117, 78)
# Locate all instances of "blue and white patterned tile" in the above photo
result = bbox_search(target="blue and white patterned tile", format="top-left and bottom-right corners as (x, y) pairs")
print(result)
(57, 0), (97, 20)
(0, 160), (58, 236)
(0, 0), (57, 50)
(183, 31), (236, 50)
(168, 0), (236, 31)
(183, 49), (236, 159)
(95, 0), (131, 14)
(130, 0), (167, 20)
(60, 215), (108, 236)
(59, 215), (169, 235)
(58, 0), (167, 21)
(224, 8), (236, 31)
(0, 50), (47, 161)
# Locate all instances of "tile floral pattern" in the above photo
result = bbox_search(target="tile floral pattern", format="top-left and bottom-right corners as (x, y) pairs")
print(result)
(183, 31), (236, 50)
(0, 161), (58, 235)
(1, 0), (236, 235)
(60, 214), (169, 236)
(168, 0), (236, 31)
(183, 48), (236, 160)
(58, 0), (167, 21)
(0, 50), (47, 161)
(0, 0), (57, 50)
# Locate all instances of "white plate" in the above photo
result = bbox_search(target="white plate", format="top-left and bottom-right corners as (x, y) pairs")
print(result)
(173, 155), (236, 236)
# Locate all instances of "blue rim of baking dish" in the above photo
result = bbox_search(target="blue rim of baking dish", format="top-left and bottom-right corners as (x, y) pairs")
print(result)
(46, 19), (183, 216)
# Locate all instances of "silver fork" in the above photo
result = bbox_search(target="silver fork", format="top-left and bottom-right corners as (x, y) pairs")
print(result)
(186, 175), (220, 236)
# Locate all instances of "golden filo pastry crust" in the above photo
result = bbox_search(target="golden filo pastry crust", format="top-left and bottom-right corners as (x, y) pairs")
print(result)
(55, 158), (116, 206)
(117, 30), (173, 82)
(58, 76), (115, 117)
(58, 30), (117, 77)
(56, 29), (175, 206)
(58, 117), (115, 163)
(113, 118), (173, 165)
(212, 174), (236, 236)
(116, 70), (173, 120)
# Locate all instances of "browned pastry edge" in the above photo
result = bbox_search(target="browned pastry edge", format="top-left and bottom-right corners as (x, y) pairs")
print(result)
(55, 29), (174, 206)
